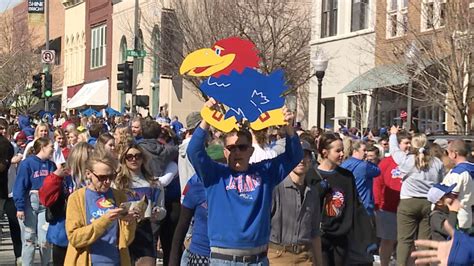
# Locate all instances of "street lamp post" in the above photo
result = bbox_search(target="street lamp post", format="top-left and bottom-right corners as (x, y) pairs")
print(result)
(311, 53), (329, 129)
(405, 41), (419, 130)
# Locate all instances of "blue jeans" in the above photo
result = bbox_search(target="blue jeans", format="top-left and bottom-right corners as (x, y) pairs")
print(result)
(19, 192), (51, 266)
(210, 257), (269, 266)
(180, 249), (191, 265)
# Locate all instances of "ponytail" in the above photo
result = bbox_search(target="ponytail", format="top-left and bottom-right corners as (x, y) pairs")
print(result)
(411, 134), (431, 171)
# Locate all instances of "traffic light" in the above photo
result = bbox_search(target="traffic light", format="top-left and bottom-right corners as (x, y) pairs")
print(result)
(44, 72), (53, 98)
(117, 61), (133, 94)
(32, 74), (43, 98)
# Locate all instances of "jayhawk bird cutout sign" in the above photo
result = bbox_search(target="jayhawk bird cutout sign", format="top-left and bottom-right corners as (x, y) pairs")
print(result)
(180, 37), (288, 132)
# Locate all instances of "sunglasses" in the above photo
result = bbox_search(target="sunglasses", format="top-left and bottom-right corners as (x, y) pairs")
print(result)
(125, 153), (143, 161)
(225, 144), (250, 152)
(90, 171), (116, 182)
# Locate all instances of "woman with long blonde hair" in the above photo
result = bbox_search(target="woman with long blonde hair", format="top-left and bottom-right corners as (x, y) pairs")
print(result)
(389, 126), (444, 265)
(113, 125), (134, 158)
(67, 142), (93, 189)
(23, 122), (50, 160)
(64, 150), (137, 265)
(115, 143), (165, 265)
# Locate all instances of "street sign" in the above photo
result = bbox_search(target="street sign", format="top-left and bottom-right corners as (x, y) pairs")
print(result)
(126, 49), (147, 58)
(28, 0), (44, 14)
(41, 50), (55, 64)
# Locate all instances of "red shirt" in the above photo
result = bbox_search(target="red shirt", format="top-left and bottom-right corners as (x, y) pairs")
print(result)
(61, 147), (70, 160)
(373, 156), (402, 213)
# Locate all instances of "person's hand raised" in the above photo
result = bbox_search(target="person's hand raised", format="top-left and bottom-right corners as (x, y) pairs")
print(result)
(282, 106), (294, 126)
(204, 97), (218, 110)
(282, 106), (295, 136)
(390, 125), (399, 135)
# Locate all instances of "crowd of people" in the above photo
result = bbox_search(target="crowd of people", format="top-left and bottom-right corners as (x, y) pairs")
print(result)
(0, 99), (472, 266)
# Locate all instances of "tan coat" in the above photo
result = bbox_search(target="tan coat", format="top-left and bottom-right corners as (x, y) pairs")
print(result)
(64, 187), (136, 266)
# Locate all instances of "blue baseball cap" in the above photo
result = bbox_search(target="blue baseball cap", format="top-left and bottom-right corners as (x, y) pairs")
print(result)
(427, 183), (457, 204)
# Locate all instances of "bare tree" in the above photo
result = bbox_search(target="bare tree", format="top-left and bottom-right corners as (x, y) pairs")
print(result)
(139, 0), (312, 102)
(348, 93), (367, 133)
(373, 1), (473, 133)
(0, 9), (42, 113)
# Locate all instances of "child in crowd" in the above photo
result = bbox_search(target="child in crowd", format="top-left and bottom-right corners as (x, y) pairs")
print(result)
(427, 183), (460, 241)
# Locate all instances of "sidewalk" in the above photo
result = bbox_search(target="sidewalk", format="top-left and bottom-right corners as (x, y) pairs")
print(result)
(0, 217), (164, 266)
(0, 217), (46, 266)
(0, 218), (18, 265)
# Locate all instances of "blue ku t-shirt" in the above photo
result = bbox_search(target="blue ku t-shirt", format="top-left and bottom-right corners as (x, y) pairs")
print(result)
(182, 175), (210, 256)
(85, 188), (120, 265)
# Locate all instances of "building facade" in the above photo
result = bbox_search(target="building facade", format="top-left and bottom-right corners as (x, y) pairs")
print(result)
(62, 0), (86, 109)
(373, 0), (473, 133)
(110, 0), (203, 119)
(311, 0), (473, 133)
(309, 0), (376, 131)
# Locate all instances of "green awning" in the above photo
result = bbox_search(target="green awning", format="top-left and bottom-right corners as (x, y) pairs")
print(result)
(338, 64), (409, 94)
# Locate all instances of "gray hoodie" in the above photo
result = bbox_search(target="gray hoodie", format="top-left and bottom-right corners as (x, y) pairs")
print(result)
(178, 138), (195, 194)
(139, 139), (178, 177)
(389, 134), (444, 199)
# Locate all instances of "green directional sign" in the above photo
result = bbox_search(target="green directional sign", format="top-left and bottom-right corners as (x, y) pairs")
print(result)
(126, 49), (147, 58)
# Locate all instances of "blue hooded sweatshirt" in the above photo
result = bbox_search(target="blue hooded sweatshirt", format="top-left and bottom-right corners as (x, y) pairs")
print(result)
(18, 115), (35, 143)
(13, 156), (56, 211)
(341, 157), (380, 216)
(187, 127), (303, 249)
(448, 230), (474, 265)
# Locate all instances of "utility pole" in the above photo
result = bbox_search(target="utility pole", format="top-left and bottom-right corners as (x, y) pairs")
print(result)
(406, 78), (413, 130)
(44, 0), (50, 111)
(131, 0), (139, 115)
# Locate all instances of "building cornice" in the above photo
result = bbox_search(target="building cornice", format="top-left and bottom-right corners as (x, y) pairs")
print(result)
(310, 29), (375, 46)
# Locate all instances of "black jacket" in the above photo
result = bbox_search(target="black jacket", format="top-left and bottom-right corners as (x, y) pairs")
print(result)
(0, 136), (14, 199)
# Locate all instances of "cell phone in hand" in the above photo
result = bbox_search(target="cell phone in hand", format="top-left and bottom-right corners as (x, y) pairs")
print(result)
(119, 202), (131, 216)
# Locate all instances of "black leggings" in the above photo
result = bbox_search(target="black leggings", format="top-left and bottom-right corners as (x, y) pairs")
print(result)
(3, 198), (21, 258)
(159, 199), (181, 266)
(321, 235), (349, 266)
(52, 244), (67, 266)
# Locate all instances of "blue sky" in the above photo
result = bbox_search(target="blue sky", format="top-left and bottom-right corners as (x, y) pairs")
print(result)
(0, 0), (23, 12)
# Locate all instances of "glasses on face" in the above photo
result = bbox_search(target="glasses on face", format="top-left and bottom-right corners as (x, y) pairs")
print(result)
(90, 171), (116, 182)
(125, 153), (143, 161)
(225, 144), (250, 152)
